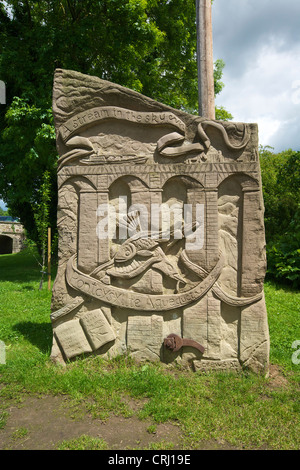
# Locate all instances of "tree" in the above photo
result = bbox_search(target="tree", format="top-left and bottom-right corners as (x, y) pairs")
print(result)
(33, 170), (52, 289)
(0, 206), (8, 216)
(0, 0), (231, 245)
(214, 59), (233, 120)
(0, 96), (57, 245)
(259, 146), (300, 286)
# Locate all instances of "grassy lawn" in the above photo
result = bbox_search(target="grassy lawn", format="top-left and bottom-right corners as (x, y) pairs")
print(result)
(0, 249), (299, 450)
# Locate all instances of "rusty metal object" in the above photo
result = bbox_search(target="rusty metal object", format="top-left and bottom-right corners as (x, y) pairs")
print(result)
(164, 334), (205, 354)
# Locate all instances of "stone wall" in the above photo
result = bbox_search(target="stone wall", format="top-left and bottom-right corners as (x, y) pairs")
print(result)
(0, 221), (25, 254)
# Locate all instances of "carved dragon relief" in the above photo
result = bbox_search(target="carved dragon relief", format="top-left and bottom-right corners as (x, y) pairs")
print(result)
(156, 121), (250, 161)
(56, 107), (251, 171)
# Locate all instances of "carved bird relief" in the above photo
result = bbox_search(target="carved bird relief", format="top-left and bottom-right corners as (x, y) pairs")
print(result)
(92, 212), (190, 293)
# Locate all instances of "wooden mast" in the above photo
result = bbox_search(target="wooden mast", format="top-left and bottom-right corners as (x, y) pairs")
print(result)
(196, 0), (215, 119)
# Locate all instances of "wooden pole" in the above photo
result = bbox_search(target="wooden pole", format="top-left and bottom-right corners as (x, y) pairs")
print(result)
(196, 0), (215, 119)
(47, 227), (51, 291)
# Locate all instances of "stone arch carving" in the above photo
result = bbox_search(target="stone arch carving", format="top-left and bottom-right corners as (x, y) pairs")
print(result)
(161, 172), (205, 188)
(107, 173), (150, 190)
(108, 175), (151, 238)
(217, 171), (259, 188)
(58, 175), (97, 191)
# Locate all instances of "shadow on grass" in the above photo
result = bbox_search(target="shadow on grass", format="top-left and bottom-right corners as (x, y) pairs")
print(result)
(265, 274), (300, 293)
(13, 321), (53, 354)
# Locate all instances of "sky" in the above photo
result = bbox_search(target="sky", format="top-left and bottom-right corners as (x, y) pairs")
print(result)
(212, 0), (300, 152)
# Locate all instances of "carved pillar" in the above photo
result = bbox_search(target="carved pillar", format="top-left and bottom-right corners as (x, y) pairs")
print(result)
(241, 186), (266, 296)
(97, 191), (110, 265)
(150, 189), (163, 233)
(205, 188), (219, 270)
(185, 187), (206, 267)
(206, 291), (222, 359)
(77, 189), (98, 273)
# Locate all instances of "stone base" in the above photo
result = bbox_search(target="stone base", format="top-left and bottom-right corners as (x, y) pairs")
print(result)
(193, 359), (242, 372)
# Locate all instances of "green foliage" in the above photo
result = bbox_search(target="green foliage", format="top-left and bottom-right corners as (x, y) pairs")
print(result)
(0, 207), (8, 216)
(214, 59), (233, 121)
(33, 170), (51, 253)
(0, 0), (224, 113)
(215, 105), (233, 121)
(213, 58), (225, 96)
(33, 170), (52, 289)
(266, 207), (300, 286)
(0, 97), (57, 244)
(260, 147), (300, 286)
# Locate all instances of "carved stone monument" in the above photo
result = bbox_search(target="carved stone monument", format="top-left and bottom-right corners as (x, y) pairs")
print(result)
(50, 69), (270, 373)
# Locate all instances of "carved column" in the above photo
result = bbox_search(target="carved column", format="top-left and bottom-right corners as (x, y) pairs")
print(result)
(205, 188), (219, 270)
(241, 185), (266, 297)
(97, 191), (110, 265)
(185, 187), (206, 267)
(78, 189), (98, 273)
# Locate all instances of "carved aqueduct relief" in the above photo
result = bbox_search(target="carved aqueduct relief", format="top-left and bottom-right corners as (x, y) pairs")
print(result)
(51, 69), (270, 373)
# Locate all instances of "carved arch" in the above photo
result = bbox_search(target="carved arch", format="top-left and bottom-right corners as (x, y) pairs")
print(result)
(107, 173), (149, 190)
(161, 172), (205, 188)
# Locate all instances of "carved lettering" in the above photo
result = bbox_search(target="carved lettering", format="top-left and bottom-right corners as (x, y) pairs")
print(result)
(59, 106), (186, 142)
(66, 254), (224, 311)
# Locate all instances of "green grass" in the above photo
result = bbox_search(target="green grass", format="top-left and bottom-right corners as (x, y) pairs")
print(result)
(11, 427), (29, 441)
(0, 249), (299, 449)
(56, 435), (109, 450)
(264, 280), (300, 368)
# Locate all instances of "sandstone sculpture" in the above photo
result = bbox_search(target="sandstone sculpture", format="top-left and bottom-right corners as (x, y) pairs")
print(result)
(51, 69), (270, 373)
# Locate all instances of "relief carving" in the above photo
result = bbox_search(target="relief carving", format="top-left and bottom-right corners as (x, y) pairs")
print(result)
(51, 69), (269, 373)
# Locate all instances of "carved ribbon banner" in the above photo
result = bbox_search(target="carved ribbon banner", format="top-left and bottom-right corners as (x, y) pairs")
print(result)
(59, 106), (186, 143)
(180, 250), (263, 306)
(66, 254), (225, 311)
